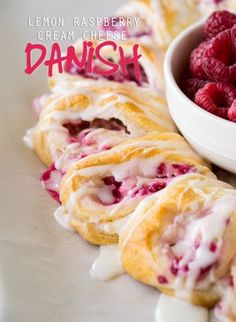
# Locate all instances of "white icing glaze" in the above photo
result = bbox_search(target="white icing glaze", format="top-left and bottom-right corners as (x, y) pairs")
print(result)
(75, 148), (190, 179)
(97, 215), (130, 235)
(121, 138), (199, 159)
(40, 124), (68, 133)
(23, 128), (34, 149)
(54, 207), (74, 231)
(172, 194), (236, 291)
(54, 128), (129, 173)
(214, 276), (236, 322)
(43, 79), (173, 134)
(89, 245), (125, 281)
(32, 94), (51, 116)
(42, 169), (63, 191)
(120, 175), (202, 248)
(64, 145), (207, 220)
(64, 153), (170, 217)
(155, 294), (208, 322)
(33, 82), (174, 164)
(112, 154), (165, 181)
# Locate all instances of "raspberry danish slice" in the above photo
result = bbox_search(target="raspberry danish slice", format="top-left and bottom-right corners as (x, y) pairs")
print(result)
(59, 132), (213, 245)
(120, 174), (236, 308)
(28, 82), (175, 166)
(26, 82), (175, 202)
(49, 39), (165, 94)
(40, 127), (129, 203)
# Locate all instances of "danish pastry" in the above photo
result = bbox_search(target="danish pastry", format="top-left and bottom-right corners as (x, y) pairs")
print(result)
(116, 0), (200, 48)
(49, 39), (165, 93)
(30, 82), (175, 167)
(119, 174), (236, 308)
(59, 132), (213, 245)
(31, 93), (61, 117)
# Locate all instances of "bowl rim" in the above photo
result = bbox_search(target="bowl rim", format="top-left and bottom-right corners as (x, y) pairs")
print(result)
(164, 20), (236, 130)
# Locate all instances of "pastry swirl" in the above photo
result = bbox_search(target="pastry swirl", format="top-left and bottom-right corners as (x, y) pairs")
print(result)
(49, 39), (165, 93)
(119, 174), (236, 308)
(59, 133), (213, 245)
(30, 82), (175, 166)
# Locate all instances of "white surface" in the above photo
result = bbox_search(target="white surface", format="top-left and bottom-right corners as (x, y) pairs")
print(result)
(164, 21), (236, 174)
(1, 1), (236, 322)
(89, 245), (125, 281)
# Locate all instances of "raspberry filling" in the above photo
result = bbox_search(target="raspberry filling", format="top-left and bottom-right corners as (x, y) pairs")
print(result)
(157, 275), (169, 284)
(97, 163), (196, 206)
(63, 118), (128, 140)
(41, 119), (129, 203)
(65, 58), (148, 87)
(41, 164), (63, 203)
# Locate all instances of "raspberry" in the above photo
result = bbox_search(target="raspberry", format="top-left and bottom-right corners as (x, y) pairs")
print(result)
(228, 100), (236, 122)
(41, 164), (62, 203)
(204, 10), (236, 39)
(148, 181), (166, 193)
(157, 275), (169, 284)
(195, 82), (236, 119)
(209, 241), (217, 252)
(189, 41), (210, 79)
(103, 176), (122, 188)
(156, 163), (167, 178)
(203, 28), (236, 83)
(172, 164), (194, 176)
(182, 78), (208, 99)
(197, 264), (214, 282)
(63, 120), (90, 137)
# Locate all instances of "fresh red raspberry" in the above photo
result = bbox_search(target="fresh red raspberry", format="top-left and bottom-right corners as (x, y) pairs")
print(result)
(189, 41), (210, 79)
(194, 82), (236, 119)
(203, 28), (236, 83)
(183, 78), (208, 99)
(204, 10), (236, 39)
(228, 100), (236, 122)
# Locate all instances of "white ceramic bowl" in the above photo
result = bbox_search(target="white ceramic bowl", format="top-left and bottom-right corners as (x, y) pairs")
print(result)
(164, 21), (236, 174)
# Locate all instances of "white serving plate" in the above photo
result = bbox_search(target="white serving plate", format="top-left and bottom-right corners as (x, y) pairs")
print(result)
(0, 1), (235, 322)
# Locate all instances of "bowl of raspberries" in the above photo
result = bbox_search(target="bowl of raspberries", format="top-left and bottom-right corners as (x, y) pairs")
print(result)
(165, 10), (236, 174)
